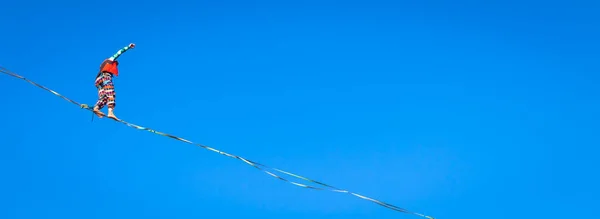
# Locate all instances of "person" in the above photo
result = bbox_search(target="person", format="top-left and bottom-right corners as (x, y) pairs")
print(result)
(93, 43), (135, 120)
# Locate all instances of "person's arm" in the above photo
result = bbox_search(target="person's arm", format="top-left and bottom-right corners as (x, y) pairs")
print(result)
(108, 43), (136, 61)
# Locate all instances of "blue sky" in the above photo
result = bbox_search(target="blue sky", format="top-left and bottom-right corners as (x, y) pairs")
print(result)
(1, 0), (598, 218)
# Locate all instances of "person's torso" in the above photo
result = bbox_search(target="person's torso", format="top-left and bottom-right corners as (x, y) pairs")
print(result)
(99, 59), (119, 76)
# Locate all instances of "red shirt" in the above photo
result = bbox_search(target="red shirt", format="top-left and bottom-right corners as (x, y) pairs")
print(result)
(100, 59), (119, 76)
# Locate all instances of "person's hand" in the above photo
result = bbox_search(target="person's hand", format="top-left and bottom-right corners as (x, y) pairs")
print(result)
(129, 43), (136, 49)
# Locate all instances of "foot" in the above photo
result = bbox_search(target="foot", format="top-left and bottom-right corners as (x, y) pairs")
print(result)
(93, 107), (105, 118)
(107, 113), (119, 121)
(107, 107), (119, 121)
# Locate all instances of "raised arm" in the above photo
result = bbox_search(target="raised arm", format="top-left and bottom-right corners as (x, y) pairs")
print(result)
(108, 43), (136, 61)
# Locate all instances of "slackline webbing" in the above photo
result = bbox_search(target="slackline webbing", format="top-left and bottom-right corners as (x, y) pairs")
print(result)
(1, 66), (434, 219)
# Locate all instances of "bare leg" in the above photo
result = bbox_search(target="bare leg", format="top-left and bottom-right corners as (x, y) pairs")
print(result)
(107, 107), (118, 120)
(93, 105), (105, 118)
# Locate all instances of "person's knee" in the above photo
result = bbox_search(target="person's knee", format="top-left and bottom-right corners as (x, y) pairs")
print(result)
(107, 100), (115, 108)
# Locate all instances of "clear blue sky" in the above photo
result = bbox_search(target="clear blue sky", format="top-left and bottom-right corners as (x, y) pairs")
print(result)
(1, 0), (598, 218)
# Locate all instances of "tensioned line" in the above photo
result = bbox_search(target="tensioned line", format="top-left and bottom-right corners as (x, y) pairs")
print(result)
(1, 66), (434, 219)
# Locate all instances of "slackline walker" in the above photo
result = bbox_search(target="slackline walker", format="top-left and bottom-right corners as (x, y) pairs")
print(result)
(1, 60), (434, 219)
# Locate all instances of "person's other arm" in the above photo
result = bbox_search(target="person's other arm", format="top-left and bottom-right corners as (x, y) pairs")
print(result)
(108, 43), (136, 61)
